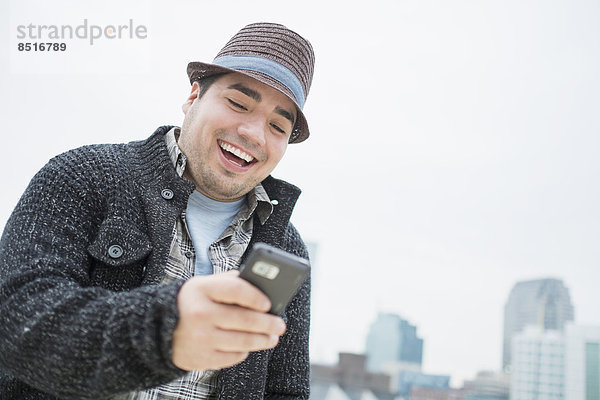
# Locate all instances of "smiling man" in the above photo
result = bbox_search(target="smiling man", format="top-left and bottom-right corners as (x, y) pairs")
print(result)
(0, 23), (315, 400)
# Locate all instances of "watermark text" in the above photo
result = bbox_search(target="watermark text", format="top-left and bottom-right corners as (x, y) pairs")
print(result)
(16, 19), (147, 45)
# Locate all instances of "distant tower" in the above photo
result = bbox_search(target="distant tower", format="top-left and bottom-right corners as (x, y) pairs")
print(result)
(502, 278), (574, 370)
(365, 313), (423, 372)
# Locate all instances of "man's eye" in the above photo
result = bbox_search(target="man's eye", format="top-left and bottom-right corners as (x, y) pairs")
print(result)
(227, 99), (247, 110)
(270, 123), (286, 134)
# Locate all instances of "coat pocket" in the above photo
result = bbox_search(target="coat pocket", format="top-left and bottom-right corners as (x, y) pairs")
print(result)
(88, 218), (152, 266)
(87, 218), (152, 289)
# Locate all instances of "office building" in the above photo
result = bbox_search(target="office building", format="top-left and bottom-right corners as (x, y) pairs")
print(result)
(366, 313), (423, 372)
(510, 326), (565, 400)
(503, 278), (574, 370)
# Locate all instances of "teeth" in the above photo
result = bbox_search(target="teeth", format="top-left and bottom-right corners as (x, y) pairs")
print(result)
(220, 142), (254, 163)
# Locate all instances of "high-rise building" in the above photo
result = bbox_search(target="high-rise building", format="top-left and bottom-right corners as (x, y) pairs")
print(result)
(565, 324), (600, 400)
(365, 313), (423, 373)
(510, 326), (565, 400)
(503, 278), (574, 370)
(510, 323), (600, 400)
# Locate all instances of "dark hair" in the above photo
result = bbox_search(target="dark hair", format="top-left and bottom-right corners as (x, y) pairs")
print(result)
(194, 73), (226, 99)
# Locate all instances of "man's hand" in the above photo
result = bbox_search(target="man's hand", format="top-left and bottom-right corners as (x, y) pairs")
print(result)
(172, 271), (286, 371)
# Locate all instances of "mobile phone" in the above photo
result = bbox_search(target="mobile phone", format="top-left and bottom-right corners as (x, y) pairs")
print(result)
(239, 242), (310, 315)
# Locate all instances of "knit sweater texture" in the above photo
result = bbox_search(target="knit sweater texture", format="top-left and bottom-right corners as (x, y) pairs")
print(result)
(0, 126), (311, 400)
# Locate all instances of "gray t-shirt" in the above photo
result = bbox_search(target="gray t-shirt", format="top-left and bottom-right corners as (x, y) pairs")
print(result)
(185, 190), (244, 276)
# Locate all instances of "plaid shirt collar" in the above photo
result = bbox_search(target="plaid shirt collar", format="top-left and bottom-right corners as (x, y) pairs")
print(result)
(165, 127), (273, 225)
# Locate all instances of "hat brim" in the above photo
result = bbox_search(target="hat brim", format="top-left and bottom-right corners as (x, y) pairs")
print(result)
(187, 62), (309, 144)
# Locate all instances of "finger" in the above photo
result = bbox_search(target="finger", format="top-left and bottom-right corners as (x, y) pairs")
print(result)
(212, 329), (280, 352)
(203, 275), (271, 312)
(190, 350), (249, 370)
(220, 270), (240, 278)
(212, 303), (286, 336)
(211, 351), (250, 369)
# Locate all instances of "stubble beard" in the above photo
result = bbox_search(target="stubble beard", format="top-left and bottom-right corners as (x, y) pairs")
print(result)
(186, 154), (257, 201)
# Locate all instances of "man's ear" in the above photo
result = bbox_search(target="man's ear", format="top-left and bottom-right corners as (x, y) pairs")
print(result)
(182, 81), (201, 115)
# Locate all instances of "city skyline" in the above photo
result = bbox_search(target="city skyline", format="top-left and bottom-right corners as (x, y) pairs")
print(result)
(314, 276), (590, 389)
(311, 308), (598, 398)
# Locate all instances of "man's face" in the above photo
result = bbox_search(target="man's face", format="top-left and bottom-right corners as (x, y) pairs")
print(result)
(178, 72), (297, 201)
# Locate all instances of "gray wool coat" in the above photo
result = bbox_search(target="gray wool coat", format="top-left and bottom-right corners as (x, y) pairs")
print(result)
(0, 126), (311, 400)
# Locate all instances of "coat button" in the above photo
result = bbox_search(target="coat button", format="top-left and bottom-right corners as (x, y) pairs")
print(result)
(108, 244), (124, 259)
(270, 199), (279, 205)
(184, 251), (193, 259)
(161, 189), (174, 200)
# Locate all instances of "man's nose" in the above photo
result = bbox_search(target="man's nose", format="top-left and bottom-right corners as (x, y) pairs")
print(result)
(237, 118), (266, 147)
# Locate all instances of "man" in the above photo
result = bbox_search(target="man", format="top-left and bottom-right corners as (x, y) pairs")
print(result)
(0, 22), (315, 399)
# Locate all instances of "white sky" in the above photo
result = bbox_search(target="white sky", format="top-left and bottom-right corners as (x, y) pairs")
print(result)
(1, 0), (599, 387)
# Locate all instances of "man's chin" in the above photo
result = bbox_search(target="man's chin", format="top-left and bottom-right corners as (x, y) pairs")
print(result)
(188, 168), (261, 201)
(196, 183), (253, 202)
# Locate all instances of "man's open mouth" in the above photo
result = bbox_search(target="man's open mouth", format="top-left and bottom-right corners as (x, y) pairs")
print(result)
(218, 140), (257, 167)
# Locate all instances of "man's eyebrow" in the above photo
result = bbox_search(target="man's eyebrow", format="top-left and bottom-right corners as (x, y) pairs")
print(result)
(227, 83), (261, 102)
(228, 82), (295, 125)
(275, 107), (296, 125)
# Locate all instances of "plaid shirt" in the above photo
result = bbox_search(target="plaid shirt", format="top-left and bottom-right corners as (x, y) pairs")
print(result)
(119, 128), (274, 400)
